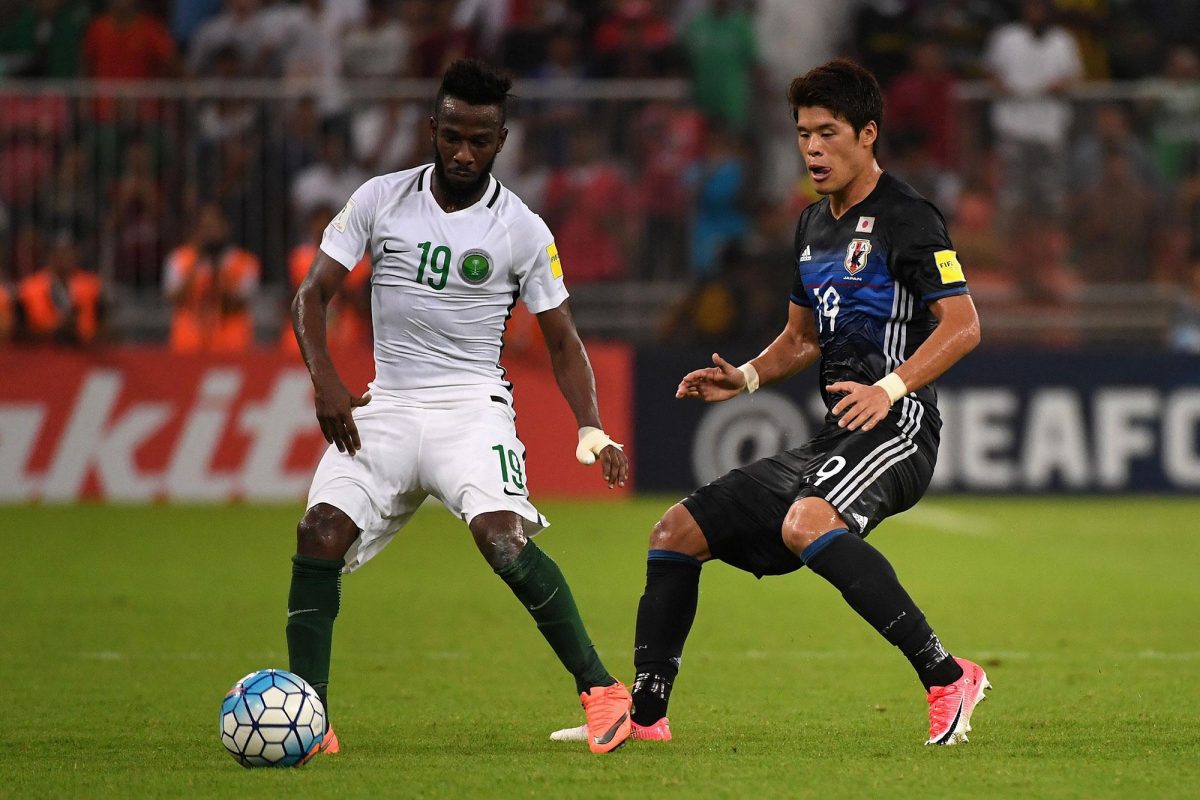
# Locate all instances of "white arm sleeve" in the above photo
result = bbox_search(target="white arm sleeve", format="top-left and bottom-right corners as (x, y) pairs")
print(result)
(319, 177), (379, 271)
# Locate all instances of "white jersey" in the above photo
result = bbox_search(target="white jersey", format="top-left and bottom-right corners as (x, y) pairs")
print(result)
(320, 164), (568, 401)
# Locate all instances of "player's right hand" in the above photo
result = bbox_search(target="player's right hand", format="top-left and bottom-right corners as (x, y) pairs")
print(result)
(675, 353), (745, 403)
(313, 377), (371, 456)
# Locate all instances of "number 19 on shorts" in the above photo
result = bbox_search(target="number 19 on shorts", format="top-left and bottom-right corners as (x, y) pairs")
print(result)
(491, 444), (526, 495)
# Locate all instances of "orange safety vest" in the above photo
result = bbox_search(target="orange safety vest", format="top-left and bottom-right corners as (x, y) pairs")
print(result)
(280, 244), (370, 353)
(166, 244), (259, 353)
(18, 268), (103, 342)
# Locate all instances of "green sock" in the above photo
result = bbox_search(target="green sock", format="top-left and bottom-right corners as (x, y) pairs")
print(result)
(496, 540), (615, 695)
(286, 554), (343, 718)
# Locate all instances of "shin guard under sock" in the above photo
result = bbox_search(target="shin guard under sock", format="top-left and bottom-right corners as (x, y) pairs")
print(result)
(631, 550), (701, 725)
(801, 529), (962, 689)
(286, 554), (344, 715)
(496, 540), (613, 694)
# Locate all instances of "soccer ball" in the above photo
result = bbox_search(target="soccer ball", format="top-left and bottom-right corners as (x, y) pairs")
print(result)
(220, 669), (326, 767)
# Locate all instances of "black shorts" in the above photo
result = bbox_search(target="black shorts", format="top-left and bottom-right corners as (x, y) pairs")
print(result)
(682, 400), (939, 578)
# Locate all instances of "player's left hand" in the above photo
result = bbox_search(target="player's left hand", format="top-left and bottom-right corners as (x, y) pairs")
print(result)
(827, 381), (892, 432)
(598, 444), (629, 490)
(576, 427), (628, 489)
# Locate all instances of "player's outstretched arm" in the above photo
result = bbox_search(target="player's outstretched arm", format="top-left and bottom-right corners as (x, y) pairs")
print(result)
(293, 251), (371, 456)
(676, 304), (821, 402)
(536, 301), (628, 489)
(829, 293), (981, 432)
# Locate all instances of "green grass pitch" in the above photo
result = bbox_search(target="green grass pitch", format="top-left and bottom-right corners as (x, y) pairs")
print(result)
(4, 497), (1199, 798)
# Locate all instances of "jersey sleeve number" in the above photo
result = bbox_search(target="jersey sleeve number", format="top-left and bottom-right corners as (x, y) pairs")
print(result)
(416, 241), (451, 290)
(813, 286), (840, 334)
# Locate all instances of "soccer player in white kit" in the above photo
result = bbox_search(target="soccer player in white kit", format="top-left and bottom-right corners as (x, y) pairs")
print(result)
(286, 60), (633, 755)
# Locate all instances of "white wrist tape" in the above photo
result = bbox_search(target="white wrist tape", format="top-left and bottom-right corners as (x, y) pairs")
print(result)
(874, 372), (909, 405)
(576, 426), (623, 465)
(738, 362), (760, 394)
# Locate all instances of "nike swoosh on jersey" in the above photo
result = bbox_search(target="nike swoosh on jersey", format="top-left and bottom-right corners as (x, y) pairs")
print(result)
(382, 243), (409, 254)
(502, 487), (527, 497)
(288, 608), (321, 618)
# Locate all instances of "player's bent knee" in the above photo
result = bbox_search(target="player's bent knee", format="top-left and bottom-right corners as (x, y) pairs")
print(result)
(647, 503), (710, 561)
(296, 503), (359, 560)
(469, 511), (527, 570)
(780, 497), (846, 555)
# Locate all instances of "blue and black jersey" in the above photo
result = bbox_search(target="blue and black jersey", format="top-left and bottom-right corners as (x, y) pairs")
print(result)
(791, 172), (968, 425)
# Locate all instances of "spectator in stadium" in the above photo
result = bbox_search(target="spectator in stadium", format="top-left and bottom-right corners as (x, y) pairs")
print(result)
(444, 0), (514, 65)
(263, 0), (363, 111)
(526, 25), (592, 169)
(629, 98), (704, 279)
(407, 0), (455, 78)
(657, 236), (785, 349)
(496, 0), (577, 76)
(281, 204), (370, 353)
(886, 129), (962, 218)
(886, 41), (959, 169)
(984, 0), (1084, 300)
(341, 0), (411, 80)
(188, 0), (267, 77)
(0, 0), (89, 78)
(1145, 46), (1200, 183)
(162, 203), (260, 352)
(209, 136), (268, 259)
(1069, 103), (1159, 191)
(291, 130), (368, 224)
(687, 119), (750, 278)
(170, 0), (223, 48)
(851, 0), (919, 87)
(1054, 0), (1113, 80)
(37, 143), (96, 249)
(753, 0), (853, 201)
(542, 127), (632, 282)
(0, 98), (60, 227)
(1069, 145), (1159, 284)
(107, 137), (166, 287)
(343, 1), (424, 175)
(914, 0), (1006, 77)
(681, 0), (761, 133)
(82, 0), (179, 81)
(196, 45), (259, 145)
(280, 95), (324, 178)
(592, 0), (679, 78)
(16, 231), (106, 345)
(985, 0), (1083, 217)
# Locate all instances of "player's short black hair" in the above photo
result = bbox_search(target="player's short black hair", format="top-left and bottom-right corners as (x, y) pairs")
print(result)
(435, 58), (513, 124)
(787, 58), (883, 141)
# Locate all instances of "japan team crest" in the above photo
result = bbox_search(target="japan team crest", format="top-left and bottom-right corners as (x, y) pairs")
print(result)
(845, 238), (872, 275)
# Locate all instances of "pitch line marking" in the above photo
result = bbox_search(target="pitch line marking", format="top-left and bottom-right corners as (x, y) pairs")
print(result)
(891, 504), (996, 536)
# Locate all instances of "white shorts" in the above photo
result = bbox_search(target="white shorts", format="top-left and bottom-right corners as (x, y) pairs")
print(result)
(306, 394), (548, 572)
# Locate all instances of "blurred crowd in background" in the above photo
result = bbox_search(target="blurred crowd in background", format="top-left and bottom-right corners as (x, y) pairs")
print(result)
(1, 0), (1199, 352)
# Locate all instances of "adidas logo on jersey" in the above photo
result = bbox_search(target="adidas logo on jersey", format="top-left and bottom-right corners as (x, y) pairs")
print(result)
(799, 245), (812, 262)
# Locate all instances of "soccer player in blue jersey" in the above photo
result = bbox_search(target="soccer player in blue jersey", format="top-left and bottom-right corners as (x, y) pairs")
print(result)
(627, 59), (988, 746)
